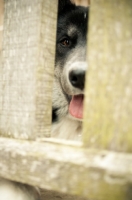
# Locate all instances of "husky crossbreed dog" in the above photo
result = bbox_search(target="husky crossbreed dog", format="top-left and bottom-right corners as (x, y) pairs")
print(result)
(0, 0), (88, 199)
(52, 0), (88, 140)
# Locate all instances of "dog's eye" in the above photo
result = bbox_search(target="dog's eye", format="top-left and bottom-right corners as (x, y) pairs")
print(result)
(60, 38), (70, 47)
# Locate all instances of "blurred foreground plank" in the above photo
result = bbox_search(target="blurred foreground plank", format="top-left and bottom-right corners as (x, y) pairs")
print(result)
(0, 0), (57, 139)
(0, 137), (132, 200)
(83, 0), (132, 152)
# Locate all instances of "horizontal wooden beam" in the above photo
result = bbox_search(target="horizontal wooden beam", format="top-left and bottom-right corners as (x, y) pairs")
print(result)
(0, 137), (132, 200)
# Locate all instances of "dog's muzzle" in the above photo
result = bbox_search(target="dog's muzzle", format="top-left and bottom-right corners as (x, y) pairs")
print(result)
(67, 61), (87, 119)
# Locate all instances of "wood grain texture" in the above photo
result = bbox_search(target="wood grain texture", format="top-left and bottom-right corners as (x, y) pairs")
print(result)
(0, 0), (3, 53)
(83, 0), (132, 152)
(0, 0), (57, 139)
(0, 138), (132, 200)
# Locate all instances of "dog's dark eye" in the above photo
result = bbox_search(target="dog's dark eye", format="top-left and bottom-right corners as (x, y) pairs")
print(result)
(60, 38), (70, 47)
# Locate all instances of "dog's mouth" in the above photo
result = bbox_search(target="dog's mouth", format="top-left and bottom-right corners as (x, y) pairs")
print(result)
(69, 94), (84, 119)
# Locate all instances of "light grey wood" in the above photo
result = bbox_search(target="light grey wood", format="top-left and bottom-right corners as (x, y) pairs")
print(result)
(0, 0), (4, 53)
(0, 0), (57, 139)
(83, 0), (132, 152)
(0, 137), (132, 200)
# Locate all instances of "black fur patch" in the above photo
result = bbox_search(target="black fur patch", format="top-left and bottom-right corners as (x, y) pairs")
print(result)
(58, 0), (75, 14)
(52, 107), (59, 123)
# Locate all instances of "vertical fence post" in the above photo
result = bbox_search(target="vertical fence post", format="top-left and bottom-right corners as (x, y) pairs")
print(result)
(0, 0), (3, 54)
(0, 0), (58, 139)
(83, 0), (132, 152)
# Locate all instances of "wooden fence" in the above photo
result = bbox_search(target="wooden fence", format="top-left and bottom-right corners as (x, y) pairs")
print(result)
(0, 0), (132, 200)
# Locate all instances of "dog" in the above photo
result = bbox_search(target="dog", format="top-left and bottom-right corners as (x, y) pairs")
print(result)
(51, 0), (88, 141)
(0, 0), (88, 199)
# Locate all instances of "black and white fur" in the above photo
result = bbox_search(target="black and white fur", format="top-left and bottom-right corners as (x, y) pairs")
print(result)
(52, 0), (88, 140)
(0, 0), (88, 199)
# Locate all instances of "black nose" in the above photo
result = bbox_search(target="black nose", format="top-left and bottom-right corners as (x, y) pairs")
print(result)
(69, 69), (85, 90)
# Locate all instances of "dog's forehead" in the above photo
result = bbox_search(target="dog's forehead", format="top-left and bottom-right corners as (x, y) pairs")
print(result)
(67, 26), (77, 37)
(58, 8), (88, 37)
(69, 8), (88, 21)
(61, 9), (88, 25)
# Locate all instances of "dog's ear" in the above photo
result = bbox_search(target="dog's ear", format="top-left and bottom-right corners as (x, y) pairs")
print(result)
(58, 0), (75, 13)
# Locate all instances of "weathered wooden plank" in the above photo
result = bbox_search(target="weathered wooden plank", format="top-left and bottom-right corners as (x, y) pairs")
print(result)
(0, 0), (4, 53)
(0, 0), (57, 139)
(83, 0), (132, 152)
(0, 137), (132, 200)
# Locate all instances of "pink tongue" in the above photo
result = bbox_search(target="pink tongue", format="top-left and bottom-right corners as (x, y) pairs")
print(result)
(69, 95), (84, 119)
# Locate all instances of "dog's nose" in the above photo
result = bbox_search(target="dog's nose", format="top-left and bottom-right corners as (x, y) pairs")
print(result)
(69, 69), (85, 90)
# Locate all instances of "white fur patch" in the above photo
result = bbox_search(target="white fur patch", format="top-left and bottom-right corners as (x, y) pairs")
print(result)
(51, 115), (82, 141)
(84, 13), (87, 19)
(0, 185), (29, 200)
(67, 26), (77, 36)
(0, 178), (38, 200)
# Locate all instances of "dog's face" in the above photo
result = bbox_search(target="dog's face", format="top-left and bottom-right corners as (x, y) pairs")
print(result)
(52, 0), (88, 123)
